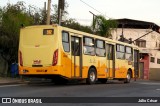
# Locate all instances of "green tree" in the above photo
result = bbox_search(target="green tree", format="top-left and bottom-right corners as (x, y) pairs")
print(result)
(51, 3), (68, 24)
(0, 2), (34, 76)
(63, 18), (93, 33)
(92, 15), (117, 38)
(27, 5), (46, 25)
(51, 3), (92, 33)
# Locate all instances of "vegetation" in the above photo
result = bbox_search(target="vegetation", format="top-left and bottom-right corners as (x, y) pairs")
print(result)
(51, 3), (93, 34)
(0, 2), (33, 62)
(92, 15), (117, 38)
(63, 18), (93, 34)
(0, 2), (34, 75)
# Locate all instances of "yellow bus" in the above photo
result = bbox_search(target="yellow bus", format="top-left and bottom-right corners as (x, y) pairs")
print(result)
(18, 24), (139, 84)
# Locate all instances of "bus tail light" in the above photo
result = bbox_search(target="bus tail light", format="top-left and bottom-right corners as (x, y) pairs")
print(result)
(52, 49), (58, 66)
(19, 51), (23, 66)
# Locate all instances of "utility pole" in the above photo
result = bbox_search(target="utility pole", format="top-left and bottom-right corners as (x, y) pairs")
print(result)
(89, 11), (97, 33)
(89, 11), (95, 26)
(44, 2), (46, 13)
(58, 0), (65, 25)
(43, 2), (47, 24)
(120, 24), (124, 42)
(46, 0), (51, 25)
(122, 24), (124, 37)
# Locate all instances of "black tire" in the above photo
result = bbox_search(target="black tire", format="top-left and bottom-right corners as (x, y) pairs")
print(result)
(86, 68), (97, 84)
(124, 71), (131, 83)
(99, 79), (108, 84)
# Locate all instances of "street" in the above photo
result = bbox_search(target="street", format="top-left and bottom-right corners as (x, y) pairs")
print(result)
(0, 80), (160, 106)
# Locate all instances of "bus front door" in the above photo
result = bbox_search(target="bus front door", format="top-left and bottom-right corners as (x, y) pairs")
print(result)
(71, 36), (82, 78)
(106, 44), (115, 78)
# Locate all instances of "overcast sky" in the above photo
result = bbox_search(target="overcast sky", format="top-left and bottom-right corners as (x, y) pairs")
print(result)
(0, 0), (160, 26)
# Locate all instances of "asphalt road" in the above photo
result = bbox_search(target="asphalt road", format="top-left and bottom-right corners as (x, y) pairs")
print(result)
(0, 80), (160, 106)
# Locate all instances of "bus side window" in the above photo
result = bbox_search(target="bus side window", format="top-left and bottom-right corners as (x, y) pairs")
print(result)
(83, 37), (95, 56)
(96, 40), (106, 57)
(125, 46), (133, 61)
(116, 44), (125, 59)
(62, 31), (70, 52)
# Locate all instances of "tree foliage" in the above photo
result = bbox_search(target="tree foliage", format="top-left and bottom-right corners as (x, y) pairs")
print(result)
(0, 2), (34, 71)
(63, 18), (93, 33)
(92, 15), (117, 38)
(51, 3), (92, 33)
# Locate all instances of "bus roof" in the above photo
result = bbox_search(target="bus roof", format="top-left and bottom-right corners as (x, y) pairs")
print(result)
(22, 24), (139, 49)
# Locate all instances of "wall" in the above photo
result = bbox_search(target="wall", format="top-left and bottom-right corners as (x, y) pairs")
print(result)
(149, 68), (160, 80)
(112, 28), (160, 80)
(149, 50), (160, 80)
(112, 28), (160, 49)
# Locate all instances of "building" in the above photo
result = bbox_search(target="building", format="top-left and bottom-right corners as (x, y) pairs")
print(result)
(111, 18), (160, 80)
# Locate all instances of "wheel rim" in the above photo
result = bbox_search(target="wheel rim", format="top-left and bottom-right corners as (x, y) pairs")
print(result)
(90, 72), (95, 82)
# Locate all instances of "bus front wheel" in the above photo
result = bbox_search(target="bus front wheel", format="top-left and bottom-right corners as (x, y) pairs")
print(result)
(86, 68), (97, 84)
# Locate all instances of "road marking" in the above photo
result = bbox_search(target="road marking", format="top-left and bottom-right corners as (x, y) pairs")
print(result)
(156, 89), (160, 90)
(0, 84), (26, 88)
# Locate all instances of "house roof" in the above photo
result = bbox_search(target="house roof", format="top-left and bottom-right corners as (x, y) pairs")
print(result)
(115, 18), (159, 33)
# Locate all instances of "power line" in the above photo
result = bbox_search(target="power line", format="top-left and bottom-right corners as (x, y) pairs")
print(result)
(79, 0), (110, 18)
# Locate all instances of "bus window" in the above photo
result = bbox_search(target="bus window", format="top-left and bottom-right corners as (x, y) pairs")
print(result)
(83, 37), (95, 56)
(125, 46), (133, 61)
(62, 31), (70, 52)
(96, 40), (106, 57)
(116, 44), (125, 59)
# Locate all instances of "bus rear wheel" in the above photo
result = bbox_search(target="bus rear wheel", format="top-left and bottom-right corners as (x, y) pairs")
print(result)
(86, 68), (97, 84)
(124, 71), (131, 83)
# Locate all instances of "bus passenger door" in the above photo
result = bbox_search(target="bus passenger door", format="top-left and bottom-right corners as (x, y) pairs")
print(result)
(106, 44), (115, 78)
(71, 36), (82, 78)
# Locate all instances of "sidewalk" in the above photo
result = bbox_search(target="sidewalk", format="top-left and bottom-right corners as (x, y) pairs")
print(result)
(0, 77), (50, 85)
(0, 77), (26, 85)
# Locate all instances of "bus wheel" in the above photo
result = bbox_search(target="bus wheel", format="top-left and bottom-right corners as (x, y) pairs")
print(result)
(124, 71), (131, 83)
(86, 68), (97, 84)
(98, 79), (108, 84)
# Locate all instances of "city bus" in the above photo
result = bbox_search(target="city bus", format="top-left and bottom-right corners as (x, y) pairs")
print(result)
(18, 24), (139, 84)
